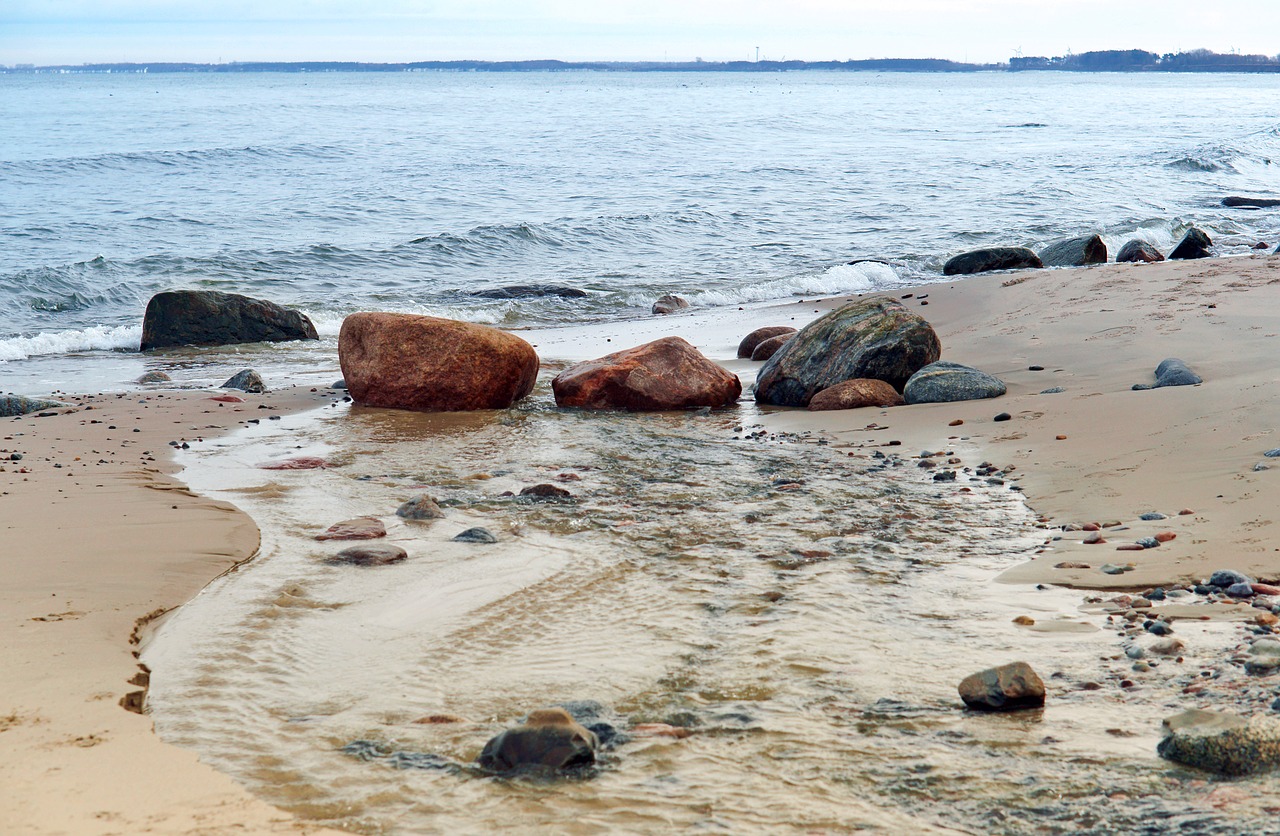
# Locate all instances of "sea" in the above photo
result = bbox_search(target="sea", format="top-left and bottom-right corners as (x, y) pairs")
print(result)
(8, 71), (1280, 834)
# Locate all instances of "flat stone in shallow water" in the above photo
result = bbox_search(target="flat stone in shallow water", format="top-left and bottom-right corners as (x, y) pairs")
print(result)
(396, 494), (445, 520)
(453, 527), (497, 543)
(957, 661), (1045, 711)
(477, 707), (599, 773)
(326, 544), (407, 566)
(222, 368), (266, 393)
(315, 517), (386, 541)
(1158, 709), (1280, 776)
(943, 246), (1043, 275)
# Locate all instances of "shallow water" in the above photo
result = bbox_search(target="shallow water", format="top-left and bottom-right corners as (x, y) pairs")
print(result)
(144, 378), (1280, 835)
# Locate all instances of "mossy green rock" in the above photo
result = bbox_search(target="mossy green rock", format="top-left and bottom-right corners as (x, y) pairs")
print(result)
(754, 298), (940, 407)
(904, 361), (1007, 404)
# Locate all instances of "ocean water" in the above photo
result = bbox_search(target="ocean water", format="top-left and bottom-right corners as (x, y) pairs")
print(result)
(3, 70), (1280, 391)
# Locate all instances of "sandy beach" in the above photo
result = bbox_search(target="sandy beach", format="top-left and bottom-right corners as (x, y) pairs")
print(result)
(4, 252), (1280, 832)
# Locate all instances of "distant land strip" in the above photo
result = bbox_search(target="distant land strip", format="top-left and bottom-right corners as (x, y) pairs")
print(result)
(6, 50), (1280, 74)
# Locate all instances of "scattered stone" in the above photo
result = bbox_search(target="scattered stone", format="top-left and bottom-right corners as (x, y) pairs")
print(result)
(1116, 544), (1145, 552)
(807, 378), (904, 411)
(1100, 563), (1132, 575)
(471, 284), (588, 299)
(414, 713), (468, 724)
(651, 294), (690, 315)
(1040, 387), (1065, 394)
(222, 369), (266, 393)
(1084, 532), (1106, 545)
(1116, 240), (1165, 263)
(453, 527), (497, 543)
(1140, 512), (1167, 521)
(754, 297), (940, 406)
(1132, 357), (1202, 390)
(327, 544), (407, 566)
(330, 379), (347, 390)
(339, 312), (539, 412)
(1136, 537), (1160, 549)
(553, 337), (741, 411)
(1154, 532), (1176, 543)
(1253, 583), (1280, 596)
(135, 371), (172, 384)
(1126, 645), (1145, 659)
(316, 517), (386, 541)
(903, 361), (1007, 404)
(209, 394), (244, 403)
(750, 333), (794, 361)
(1012, 615), (1035, 625)
(1168, 227), (1213, 260)
(948, 419), (964, 426)
(1210, 570), (1253, 588)
(957, 662), (1046, 711)
(1055, 561), (1091, 569)
(737, 326), (797, 359)
(258, 456), (329, 470)
(1150, 638), (1185, 656)
(1222, 196), (1280, 209)
(396, 494), (445, 520)
(520, 484), (572, 498)
(993, 412), (1012, 422)
(1226, 582), (1256, 598)
(1265, 449), (1280, 458)
(476, 707), (599, 772)
(1158, 709), (1280, 776)
(140, 290), (319, 350)
(0, 396), (67, 417)
(943, 247), (1043, 276)
(1037, 234), (1107, 267)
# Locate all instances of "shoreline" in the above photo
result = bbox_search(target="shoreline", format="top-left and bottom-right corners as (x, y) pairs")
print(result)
(3, 252), (1280, 830)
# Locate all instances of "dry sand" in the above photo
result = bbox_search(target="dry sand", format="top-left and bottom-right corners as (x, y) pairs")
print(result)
(3, 253), (1280, 831)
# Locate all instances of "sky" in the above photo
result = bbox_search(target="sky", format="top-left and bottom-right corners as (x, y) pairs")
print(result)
(4, 0), (1280, 66)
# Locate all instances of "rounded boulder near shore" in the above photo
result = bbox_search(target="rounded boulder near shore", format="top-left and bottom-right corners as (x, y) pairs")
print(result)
(140, 289), (318, 350)
(338, 312), (539, 412)
(552, 336), (741, 411)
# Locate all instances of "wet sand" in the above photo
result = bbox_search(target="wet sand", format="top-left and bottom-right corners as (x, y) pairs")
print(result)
(3, 252), (1280, 832)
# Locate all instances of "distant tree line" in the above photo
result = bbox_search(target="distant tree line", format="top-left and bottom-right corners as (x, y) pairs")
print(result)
(1010, 49), (1280, 72)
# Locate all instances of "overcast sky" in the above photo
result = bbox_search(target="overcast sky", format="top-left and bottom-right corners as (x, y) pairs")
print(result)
(5, 0), (1280, 66)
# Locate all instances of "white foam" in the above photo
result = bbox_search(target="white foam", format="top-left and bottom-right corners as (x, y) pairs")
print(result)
(0, 324), (142, 362)
(629, 262), (897, 309)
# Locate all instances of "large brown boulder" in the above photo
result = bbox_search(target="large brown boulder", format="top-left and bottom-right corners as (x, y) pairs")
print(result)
(958, 662), (1045, 711)
(552, 337), (741, 411)
(754, 298), (940, 407)
(750, 333), (794, 361)
(477, 707), (599, 772)
(808, 378), (904, 411)
(338, 313), (538, 412)
(737, 326), (796, 358)
(140, 290), (318, 350)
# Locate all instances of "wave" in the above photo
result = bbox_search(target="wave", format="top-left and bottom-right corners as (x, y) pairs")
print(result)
(0, 324), (141, 363)
(630, 261), (899, 309)
(0, 143), (349, 176)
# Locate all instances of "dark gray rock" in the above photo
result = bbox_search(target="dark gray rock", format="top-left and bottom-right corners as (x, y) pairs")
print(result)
(1226, 582), (1256, 598)
(453, 527), (497, 543)
(754, 297), (941, 407)
(520, 483), (571, 498)
(477, 707), (599, 773)
(140, 290), (318, 350)
(958, 662), (1045, 711)
(1210, 569), (1252, 588)
(1223, 196), (1280, 209)
(471, 284), (588, 299)
(221, 369), (266, 393)
(903, 361), (1007, 404)
(396, 494), (445, 520)
(1158, 709), (1280, 776)
(1132, 358), (1201, 390)
(1040, 387), (1065, 394)
(330, 379), (347, 390)
(0, 395), (67, 417)
(1037, 234), (1107, 267)
(1264, 449), (1280, 458)
(1116, 240), (1165, 263)
(135, 371), (172, 384)
(651, 294), (690, 315)
(326, 544), (408, 566)
(943, 247), (1043, 276)
(1169, 228), (1213, 260)
(737, 326), (797, 359)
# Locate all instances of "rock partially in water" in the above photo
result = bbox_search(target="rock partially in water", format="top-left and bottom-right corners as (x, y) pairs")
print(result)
(341, 739), (456, 771)
(1132, 358), (1201, 390)
(330, 379), (347, 390)
(750, 333), (794, 362)
(1169, 227), (1213, 260)
(651, 294), (690, 315)
(520, 483), (572, 498)
(471, 284), (588, 299)
(396, 494), (445, 520)
(1223, 196), (1280, 209)
(807, 378), (904, 411)
(943, 247), (1043, 276)
(326, 544), (407, 566)
(552, 337), (741, 411)
(903, 360), (1007, 404)
(1210, 569), (1252, 588)
(957, 662), (1045, 711)
(316, 516), (386, 541)
(453, 527), (497, 543)
(477, 707), (599, 773)
(1038, 234), (1107, 267)
(140, 289), (318, 350)
(135, 371), (172, 384)
(1158, 709), (1280, 776)
(754, 297), (940, 406)
(0, 395), (68, 417)
(737, 326), (797, 359)
(258, 456), (329, 470)
(1116, 240), (1165, 263)
(222, 368), (266, 394)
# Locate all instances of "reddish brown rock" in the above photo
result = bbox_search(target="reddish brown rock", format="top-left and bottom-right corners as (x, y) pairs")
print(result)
(477, 707), (599, 772)
(958, 662), (1046, 711)
(209, 394), (245, 403)
(1253, 583), (1280, 596)
(520, 484), (572, 498)
(326, 544), (407, 566)
(1154, 531), (1177, 543)
(750, 333), (794, 361)
(807, 378), (905, 411)
(258, 456), (330, 470)
(316, 516), (386, 541)
(1116, 544), (1145, 552)
(1084, 532), (1106, 545)
(338, 312), (538, 412)
(552, 337), (741, 411)
(737, 326), (797, 358)
(651, 294), (690, 315)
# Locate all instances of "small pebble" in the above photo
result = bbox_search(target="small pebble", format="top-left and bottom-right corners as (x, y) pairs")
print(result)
(1101, 563), (1131, 575)
(1265, 449), (1280, 458)
(993, 412), (1012, 422)
(1139, 512), (1166, 521)
(1136, 537), (1160, 549)
(1028, 365), (1045, 371)
(1040, 387), (1065, 394)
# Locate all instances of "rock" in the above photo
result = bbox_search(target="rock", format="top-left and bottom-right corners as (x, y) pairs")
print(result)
(1100, 563), (1131, 575)
(520, 483), (571, 498)
(1265, 449), (1280, 458)
(736, 326), (797, 358)
(1150, 638), (1185, 656)
(1210, 569), (1252, 588)
(0, 396), (67, 417)
(993, 412), (1012, 422)
(1116, 240), (1165, 263)
(943, 247), (1043, 276)
(1132, 358), (1201, 390)
(338, 312), (538, 412)
(651, 294), (689, 315)
(1136, 537), (1160, 549)
(903, 361), (1007, 404)
(330, 379), (347, 390)
(957, 662), (1045, 711)
(807, 378), (905, 411)
(140, 290), (318, 350)
(476, 707), (599, 772)
(221, 369), (266, 394)
(316, 517), (386, 541)
(1169, 228), (1213, 260)
(1226, 582), (1256, 598)
(754, 298), (940, 406)
(1139, 512), (1166, 521)
(1158, 709), (1280, 776)
(552, 337), (741, 411)
(471, 284), (588, 299)
(135, 371), (171, 384)
(750, 333), (794, 362)
(396, 494), (445, 520)
(1040, 387), (1065, 394)
(414, 713), (468, 724)
(1222, 196), (1280, 208)
(1253, 583), (1280, 596)
(326, 544), (407, 566)
(453, 527), (497, 543)
(258, 456), (329, 470)
(1038, 234), (1107, 267)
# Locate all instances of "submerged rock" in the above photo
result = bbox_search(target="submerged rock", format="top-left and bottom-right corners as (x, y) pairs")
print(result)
(754, 297), (940, 407)
(903, 361), (1007, 404)
(477, 707), (599, 773)
(651, 294), (689, 315)
(396, 494), (445, 520)
(453, 527), (497, 543)
(471, 284), (588, 299)
(0, 395), (67, 417)
(315, 517), (386, 541)
(222, 368), (266, 393)
(807, 378), (904, 411)
(943, 247), (1043, 276)
(737, 326), (797, 359)
(1116, 240), (1165, 263)
(1169, 228), (1213, 260)
(140, 289), (318, 350)
(135, 371), (172, 384)
(338, 312), (539, 412)
(1158, 709), (1280, 776)
(1222, 196), (1280, 209)
(327, 544), (407, 566)
(958, 662), (1045, 711)
(520, 483), (572, 498)
(750, 333), (794, 362)
(1038, 234), (1107, 267)
(1132, 358), (1201, 390)
(552, 337), (741, 411)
